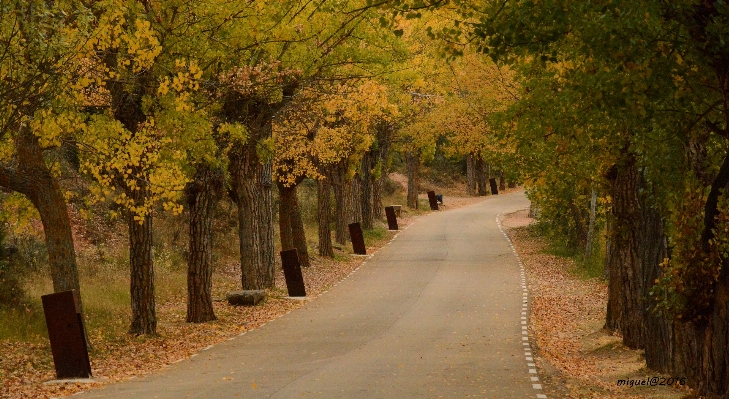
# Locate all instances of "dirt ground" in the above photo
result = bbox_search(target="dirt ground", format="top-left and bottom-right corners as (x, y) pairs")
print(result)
(502, 209), (692, 399)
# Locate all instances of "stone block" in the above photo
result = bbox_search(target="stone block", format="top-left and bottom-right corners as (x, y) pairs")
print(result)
(226, 290), (266, 306)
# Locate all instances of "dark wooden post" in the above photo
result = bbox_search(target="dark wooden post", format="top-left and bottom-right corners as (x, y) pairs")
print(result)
(489, 178), (499, 195)
(385, 206), (398, 230)
(348, 222), (367, 255)
(41, 290), (92, 379)
(280, 249), (306, 297)
(426, 190), (439, 210)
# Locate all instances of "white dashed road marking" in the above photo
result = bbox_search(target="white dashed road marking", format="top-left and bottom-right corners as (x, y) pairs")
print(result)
(496, 212), (548, 399)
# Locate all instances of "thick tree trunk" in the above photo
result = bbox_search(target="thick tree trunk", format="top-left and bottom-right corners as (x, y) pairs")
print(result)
(373, 176), (384, 220)
(499, 170), (506, 191)
(476, 156), (488, 196)
(278, 182), (310, 267)
(373, 122), (393, 220)
(0, 131), (82, 303)
(406, 150), (420, 209)
(641, 224), (671, 372)
(680, 150), (729, 396)
(604, 154), (668, 353)
(185, 165), (223, 323)
(466, 153), (477, 196)
(361, 152), (375, 229)
(277, 182), (295, 251)
(331, 162), (351, 245)
(229, 139), (275, 290)
(317, 178), (334, 258)
(350, 173), (363, 224)
(127, 194), (156, 335)
(605, 156), (643, 346)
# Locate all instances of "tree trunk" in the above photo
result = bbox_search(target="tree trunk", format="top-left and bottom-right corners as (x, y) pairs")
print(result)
(127, 192), (156, 335)
(185, 165), (223, 323)
(604, 215), (612, 279)
(351, 173), (362, 224)
(317, 178), (334, 258)
(568, 194), (588, 249)
(229, 138), (275, 290)
(373, 175), (384, 220)
(585, 187), (597, 260)
(277, 182), (295, 251)
(499, 170), (506, 191)
(373, 122), (393, 220)
(604, 154), (668, 353)
(361, 152), (375, 229)
(0, 131), (82, 304)
(331, 162), (350, 245)
(406, 150), (420, 209)
(278, 181), (310, 266)
(605, 156), (643, 346)
(466, 153), (477, 196)
(476, 156), (488, 196)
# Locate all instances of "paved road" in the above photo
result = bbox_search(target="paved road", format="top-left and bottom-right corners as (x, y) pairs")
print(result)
(79, 191), (535, 398)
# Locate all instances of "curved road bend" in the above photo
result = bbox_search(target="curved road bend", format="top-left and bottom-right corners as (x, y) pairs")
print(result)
(79, 191), (534, 399)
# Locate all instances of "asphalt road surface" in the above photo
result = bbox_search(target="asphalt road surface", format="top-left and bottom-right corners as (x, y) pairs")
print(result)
(78, 191), (538, 398)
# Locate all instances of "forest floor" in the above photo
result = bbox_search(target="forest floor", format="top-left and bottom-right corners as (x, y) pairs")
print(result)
(0, 184), (487, 399)
(502, 209), (693, 399)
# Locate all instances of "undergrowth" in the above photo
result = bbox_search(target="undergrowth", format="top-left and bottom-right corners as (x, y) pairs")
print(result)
(0, 176), (424, 344)
(535, 221), (607, 280)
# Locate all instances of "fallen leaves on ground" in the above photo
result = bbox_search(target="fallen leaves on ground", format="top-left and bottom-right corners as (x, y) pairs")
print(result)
(504, 209), (690, 399)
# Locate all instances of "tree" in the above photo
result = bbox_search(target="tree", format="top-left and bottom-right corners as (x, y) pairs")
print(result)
(80, 1), (221, 334)
(0, 1), (94, 307)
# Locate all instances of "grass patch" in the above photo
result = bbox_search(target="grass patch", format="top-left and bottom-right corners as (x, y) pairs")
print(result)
(333, 253), (349, 262)
(0, 305), (47, 342)
(363, 225), (387, 246)
(536, 224), (606, 281)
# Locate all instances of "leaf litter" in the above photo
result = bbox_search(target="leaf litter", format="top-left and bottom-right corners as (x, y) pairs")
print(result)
(502, 209), (691, 399)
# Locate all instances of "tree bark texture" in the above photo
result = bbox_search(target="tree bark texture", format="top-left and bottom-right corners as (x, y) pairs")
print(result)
(229, 139), (275, 290)
(350, 173), (363, 225)
(466, 153), (477, 196)
(278, 182), (310, 267)
(373, 122), (393, 220)
(317, 178), (334, 258)
(221, 81), (297, 291)
(330, 162), (351, 245)
(406, 150), (420, 209)
(476, 156), (488, 196)
(277, 182), (295, 251)
(0, 130), (82, 304)
(127, 198), (156, 335)
(185, 165), (223, 323)
(360, 151), (376, 229)
(585, 188), (597, 260)
(604, 154), (669, 355)
(373, 175), (384, 220)
(604, 156), (643, 346)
